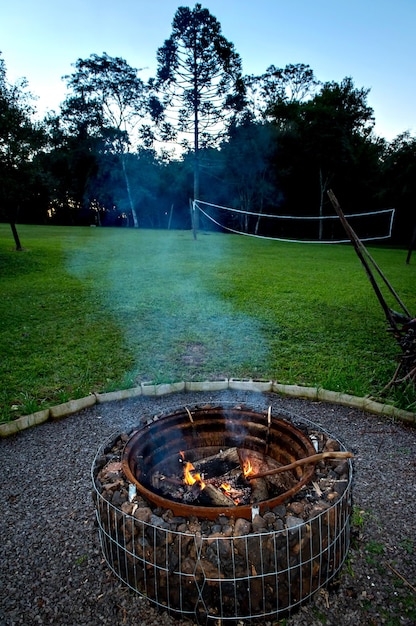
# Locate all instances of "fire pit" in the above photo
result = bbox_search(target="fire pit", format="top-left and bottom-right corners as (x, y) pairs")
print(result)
(122, 405), (319, 520)
(92, 404), (352, 623)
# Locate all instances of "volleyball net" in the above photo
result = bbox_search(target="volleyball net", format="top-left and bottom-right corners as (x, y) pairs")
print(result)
(194, 199), (395, 244)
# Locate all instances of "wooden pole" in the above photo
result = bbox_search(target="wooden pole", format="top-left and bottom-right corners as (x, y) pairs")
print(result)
(190, 198), (197, 240)
(327, 190), (411, 334)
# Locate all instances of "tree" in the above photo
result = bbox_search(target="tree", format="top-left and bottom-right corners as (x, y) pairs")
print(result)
(262, 63), (319, 106)
(244, 63), (319, 123)
(0, 54), (45, 248)
(154, 3), (245, 234)
(302, 77), (375, 234)
(380, 132), (416, 248)
(264, 76), (376, 236)
(62, 53), (148, 227)
(41, 110), (104, 225)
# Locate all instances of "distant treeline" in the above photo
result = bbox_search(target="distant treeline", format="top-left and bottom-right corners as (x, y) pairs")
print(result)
(1, 12), (415, 246)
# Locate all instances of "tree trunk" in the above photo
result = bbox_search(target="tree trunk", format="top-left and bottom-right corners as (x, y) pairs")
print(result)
(318, 168), (331, 240)
(10, 221), (23, 251)
(406, 223), (416, 264)
(192, 34), (199, 240)
(192, 117), (200, 238)
(254, 197), (264, 235)
(120, 151), (139, 228)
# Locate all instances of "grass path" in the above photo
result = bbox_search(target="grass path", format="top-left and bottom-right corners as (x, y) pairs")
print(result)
(1, 224), (415, 419)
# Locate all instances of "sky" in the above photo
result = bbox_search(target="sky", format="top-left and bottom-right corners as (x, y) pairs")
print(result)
(1, 0), (415, 141)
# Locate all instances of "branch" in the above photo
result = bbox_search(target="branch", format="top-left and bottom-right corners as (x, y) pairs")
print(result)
(384, 561), (416, 593)
(246, 451), (353, 480)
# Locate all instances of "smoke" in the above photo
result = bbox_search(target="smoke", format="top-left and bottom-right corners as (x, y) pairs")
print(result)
(66, 228), (271, 385)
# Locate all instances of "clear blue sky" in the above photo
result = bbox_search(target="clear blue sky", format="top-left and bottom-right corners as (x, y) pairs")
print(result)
(1, 0), (415, 140)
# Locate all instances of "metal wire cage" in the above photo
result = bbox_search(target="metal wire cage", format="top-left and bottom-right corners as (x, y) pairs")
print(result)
(92, 419), (352, 624)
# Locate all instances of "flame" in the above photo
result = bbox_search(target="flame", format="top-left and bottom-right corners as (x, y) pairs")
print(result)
(220, 482), (231, 493)
(243, 458), (254, 477)
(183, 461), (205, 489)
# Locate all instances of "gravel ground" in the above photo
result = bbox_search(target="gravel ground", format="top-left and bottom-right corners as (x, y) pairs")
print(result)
(1, 390), (415, 626)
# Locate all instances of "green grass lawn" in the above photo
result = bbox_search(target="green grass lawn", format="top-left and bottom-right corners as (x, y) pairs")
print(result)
(1, 223), (415, 420)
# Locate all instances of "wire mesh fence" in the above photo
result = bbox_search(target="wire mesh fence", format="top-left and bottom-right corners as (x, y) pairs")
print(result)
(92, 438), (352, 624)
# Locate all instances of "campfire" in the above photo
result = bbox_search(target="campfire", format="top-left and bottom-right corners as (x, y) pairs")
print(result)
(92, 404), (353, 623)
(120, 404), (334, 520)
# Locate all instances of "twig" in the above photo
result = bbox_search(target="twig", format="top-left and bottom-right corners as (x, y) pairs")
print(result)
(246, 451), (353, 480)
(385, 561), (416, 593)
(185, 406), (194, 423)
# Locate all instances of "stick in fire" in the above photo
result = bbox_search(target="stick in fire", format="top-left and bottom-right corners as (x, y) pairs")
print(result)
(246, 450), (353, 481)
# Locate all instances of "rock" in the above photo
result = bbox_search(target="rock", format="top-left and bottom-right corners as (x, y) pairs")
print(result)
(150, 514), (170, 529)
(111, 490), (123, 506)
(252, 514), (267, 533)
(273, 504), (287, 518)
(262, 511), (276, 526)
(323, 438), (341, 452)
(288, 501), (305, 516)
(286, 515), (304, 530)
(233, 517), (252, 536)
(334, 460), (349, 476)
(121, 501), (134, 515)
(334, 480), (349, 496)
(134, 507), (152, 523)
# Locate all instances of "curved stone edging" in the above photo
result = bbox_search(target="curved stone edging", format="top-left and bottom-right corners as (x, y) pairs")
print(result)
(1, 379), (415, 437)
(0, 408), (50, 436)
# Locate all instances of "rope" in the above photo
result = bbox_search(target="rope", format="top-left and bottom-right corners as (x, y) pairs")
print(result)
(195, 199), (394, 221)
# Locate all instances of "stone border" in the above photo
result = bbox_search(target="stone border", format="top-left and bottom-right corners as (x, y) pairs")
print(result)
(1, 379), (415, 437)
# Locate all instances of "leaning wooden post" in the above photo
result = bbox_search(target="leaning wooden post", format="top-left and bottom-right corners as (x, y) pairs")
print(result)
(327, 189), (402, 335)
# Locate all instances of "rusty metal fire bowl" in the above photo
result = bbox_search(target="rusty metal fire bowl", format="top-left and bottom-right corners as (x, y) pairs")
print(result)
(92, 404), (352, 624)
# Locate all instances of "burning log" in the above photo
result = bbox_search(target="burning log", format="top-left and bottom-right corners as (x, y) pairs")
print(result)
(191, 447), (241, 477)
(201, 483), (237, 507)
(250, 477), (269, 503)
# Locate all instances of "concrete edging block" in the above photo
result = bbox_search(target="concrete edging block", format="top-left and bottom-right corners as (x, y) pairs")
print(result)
(95, 387), (143, 403)
(0, 408), (50, 438)
(140, 382), (186, 396)
(228, 378), (273, 392)
(2, 380), (415, 437)
(185, 379), (229, 392)
(273, 383), (319, 400)
(50, 395), (96, 419)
